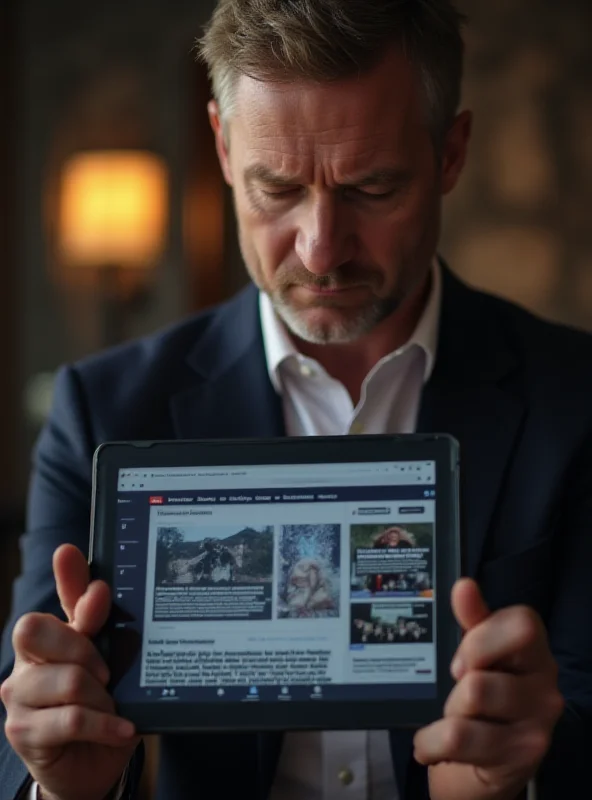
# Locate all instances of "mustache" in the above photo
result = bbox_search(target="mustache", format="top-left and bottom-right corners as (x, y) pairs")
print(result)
(277, 263), (380, 289)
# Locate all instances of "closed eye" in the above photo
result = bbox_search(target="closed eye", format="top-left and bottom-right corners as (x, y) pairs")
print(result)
(347, 187), (398, 200)
(262, 187), (300, 196)
(258, 187), (304, 204)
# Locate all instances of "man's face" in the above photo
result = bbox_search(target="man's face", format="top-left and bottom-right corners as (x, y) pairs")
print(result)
(210, 48), (469, 344)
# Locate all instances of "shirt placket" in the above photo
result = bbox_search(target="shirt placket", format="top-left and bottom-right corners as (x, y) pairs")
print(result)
(322, 731), (368, 800)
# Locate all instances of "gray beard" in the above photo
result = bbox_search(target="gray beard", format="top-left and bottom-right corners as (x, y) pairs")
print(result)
(269, 292), (401, 345)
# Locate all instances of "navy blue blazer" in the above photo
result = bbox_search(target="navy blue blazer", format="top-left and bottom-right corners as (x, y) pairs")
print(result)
(2, 268), (592, 799)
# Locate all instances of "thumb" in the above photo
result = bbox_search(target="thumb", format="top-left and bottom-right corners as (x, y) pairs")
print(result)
(451, 577), (490, 632)
(53, 544), (90, 623)
(53, 543), (111, 638)
(71, 579), (112, 638)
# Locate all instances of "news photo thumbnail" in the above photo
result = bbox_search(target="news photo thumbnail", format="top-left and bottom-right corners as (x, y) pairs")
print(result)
(350, 601), (433, 645)
(153, 524), (274, 621)
(277, 524), (341, 619)
(350, 523), (434, 598)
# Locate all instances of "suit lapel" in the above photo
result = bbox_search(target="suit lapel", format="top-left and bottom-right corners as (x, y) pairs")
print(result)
(417, 268), (526, 577)
(170, 285), (285, 441)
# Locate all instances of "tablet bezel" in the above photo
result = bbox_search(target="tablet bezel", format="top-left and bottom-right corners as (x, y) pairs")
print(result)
(90, 434), (460, 732)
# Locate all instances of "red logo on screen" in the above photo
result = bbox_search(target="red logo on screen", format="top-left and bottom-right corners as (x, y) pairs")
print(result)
(149, 496), (164, 504)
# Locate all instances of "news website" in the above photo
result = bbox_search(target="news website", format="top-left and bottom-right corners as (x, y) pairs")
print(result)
(114, 460), (437, 703)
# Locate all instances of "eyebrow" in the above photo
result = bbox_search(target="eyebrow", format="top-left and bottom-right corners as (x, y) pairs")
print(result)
(349, 168), (412, 188)
(244, 165), (412, 188)
(244, 165), (299, 186)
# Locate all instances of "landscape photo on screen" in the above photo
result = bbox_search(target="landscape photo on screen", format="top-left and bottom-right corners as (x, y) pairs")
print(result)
(153, 524), (274, 621)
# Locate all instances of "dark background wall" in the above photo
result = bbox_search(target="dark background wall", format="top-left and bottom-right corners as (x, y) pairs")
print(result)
(18, 0), (214, 452)
(0, 0), (25, 655)
(443, 0), (592, 329)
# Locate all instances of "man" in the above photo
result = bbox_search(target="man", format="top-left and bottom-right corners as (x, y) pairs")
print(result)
(1, 0), (591, 798)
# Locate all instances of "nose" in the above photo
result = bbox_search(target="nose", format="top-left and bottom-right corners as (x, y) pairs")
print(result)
(294, 193), (354, 276)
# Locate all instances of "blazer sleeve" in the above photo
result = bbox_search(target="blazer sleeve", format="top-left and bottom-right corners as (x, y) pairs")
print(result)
(537, 429), (592, 797)
(0, 365), (144, 799)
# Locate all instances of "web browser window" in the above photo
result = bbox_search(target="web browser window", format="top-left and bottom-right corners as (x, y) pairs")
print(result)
(112, 460), (437, 704)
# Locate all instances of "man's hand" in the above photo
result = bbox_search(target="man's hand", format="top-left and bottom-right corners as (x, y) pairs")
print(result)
(0, 545), (140, 800)
(413, 578), (563, 800)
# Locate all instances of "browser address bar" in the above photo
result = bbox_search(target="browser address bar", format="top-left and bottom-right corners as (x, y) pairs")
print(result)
(147, 466), (381, 478)
(261, 474), (418, 486)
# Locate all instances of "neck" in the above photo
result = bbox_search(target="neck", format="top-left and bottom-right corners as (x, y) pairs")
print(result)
(294, 273), (432, 405)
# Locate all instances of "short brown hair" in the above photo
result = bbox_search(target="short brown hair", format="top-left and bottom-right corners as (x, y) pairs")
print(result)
(197, 0), (466, 149)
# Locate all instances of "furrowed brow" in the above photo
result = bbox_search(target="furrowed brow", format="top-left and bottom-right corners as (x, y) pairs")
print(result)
(244, 165), (300, 186)
(341, 168), (412, 188)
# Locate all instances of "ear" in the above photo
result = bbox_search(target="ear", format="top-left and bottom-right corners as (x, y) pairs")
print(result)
(440, 109), (472, 195)
(208, 100), (233, 187)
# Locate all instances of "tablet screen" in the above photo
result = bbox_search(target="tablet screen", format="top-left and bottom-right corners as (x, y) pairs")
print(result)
(111, 459), (438, 707)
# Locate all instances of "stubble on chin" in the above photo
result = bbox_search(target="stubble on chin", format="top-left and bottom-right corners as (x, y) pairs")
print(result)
(268, 289), (400, 345)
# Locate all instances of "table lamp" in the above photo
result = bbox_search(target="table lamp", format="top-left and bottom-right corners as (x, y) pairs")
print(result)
(58, 150), (168, 347)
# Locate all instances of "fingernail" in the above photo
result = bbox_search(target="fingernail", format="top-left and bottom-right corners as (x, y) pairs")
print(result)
(116, 719), (135, 738)
(451, 656), (464, 679)
(412, 740), (429, 766)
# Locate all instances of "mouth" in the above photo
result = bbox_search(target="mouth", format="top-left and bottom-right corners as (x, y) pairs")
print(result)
(297, 284), (367, 296)
(305, 286), (348, 296)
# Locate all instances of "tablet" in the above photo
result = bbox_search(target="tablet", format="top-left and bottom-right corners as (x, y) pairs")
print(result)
(90, 434), (460, 733)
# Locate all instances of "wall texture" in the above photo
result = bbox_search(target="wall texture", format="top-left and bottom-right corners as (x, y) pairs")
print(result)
(442, 0), (592, 330)
(20, 0), (215, 368)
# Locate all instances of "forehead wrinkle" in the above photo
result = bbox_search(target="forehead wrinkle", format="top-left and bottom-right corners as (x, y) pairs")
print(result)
(246, 134), (402, 170)
(246, 124), (393, 148)
(236, 55), (420, 149)
(244, 105), (393, 144)
(248, 142), (401, 169)
(244, 156), (409, 189)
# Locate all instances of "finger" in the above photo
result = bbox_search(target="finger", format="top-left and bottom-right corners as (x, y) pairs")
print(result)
(413, 717), (548, 768)
(452, 578), (490, 633)
(5, 705), (138, 751)
(53, 545), (90, 623)
(444, 670), (561, 723)
(453, 605), (552, 676)
(71, 579), (112, 638)
(5, 662), (115, 715)
(12, 613), (109, 685)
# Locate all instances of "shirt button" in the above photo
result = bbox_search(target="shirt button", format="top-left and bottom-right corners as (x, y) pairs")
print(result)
(299, 362), (314, 377)
(338, 768), (355, 786)
(350, 422), (365, 435)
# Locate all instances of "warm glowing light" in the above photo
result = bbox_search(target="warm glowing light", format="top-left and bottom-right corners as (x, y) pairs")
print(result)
(59, 150), (168, 269)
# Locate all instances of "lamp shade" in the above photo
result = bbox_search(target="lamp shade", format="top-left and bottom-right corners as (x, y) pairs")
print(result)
(58, 150), (168, 269)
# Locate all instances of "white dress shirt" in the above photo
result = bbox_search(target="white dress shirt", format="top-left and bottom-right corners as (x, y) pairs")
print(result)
(30, 261), (441, 800)
(264, 261), (441, 800)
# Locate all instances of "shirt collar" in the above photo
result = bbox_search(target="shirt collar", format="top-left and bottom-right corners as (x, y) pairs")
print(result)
(260, 258), (442, 392)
